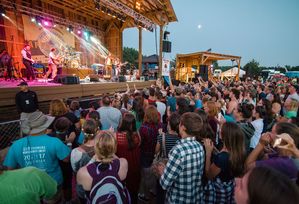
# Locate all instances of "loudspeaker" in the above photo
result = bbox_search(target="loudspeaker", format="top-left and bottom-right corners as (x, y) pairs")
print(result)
(55, 75), (80, 84)
(171, 79), (180, 86)
(118, 75), (126, 82)
(162, 41), (172, 53)
(89, 74), (99, 82)
(199, 65), (208, 81)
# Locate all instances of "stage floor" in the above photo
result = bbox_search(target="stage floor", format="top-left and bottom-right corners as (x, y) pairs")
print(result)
(0, 78), (154, 107)
(0, 79), (63, 88)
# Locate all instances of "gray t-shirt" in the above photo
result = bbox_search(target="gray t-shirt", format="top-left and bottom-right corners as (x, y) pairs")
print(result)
(97, 106), (122, 130)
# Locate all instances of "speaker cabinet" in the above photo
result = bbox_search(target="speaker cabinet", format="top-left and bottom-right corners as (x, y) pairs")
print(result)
(199, 65), (208, 81)
(118, 75), (126, 82)
(55, 75), (80, 84)
(162, 41), (172, 53)
(89, 74), (99, 82)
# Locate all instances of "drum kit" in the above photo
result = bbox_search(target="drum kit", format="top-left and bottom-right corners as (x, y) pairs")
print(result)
(60, 47), (82, 69)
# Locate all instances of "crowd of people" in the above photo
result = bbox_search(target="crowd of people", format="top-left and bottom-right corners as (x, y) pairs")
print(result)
(1, 75), (299, 204)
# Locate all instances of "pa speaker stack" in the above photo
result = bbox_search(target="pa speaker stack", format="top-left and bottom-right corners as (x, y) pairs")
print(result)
(199, 65), (209, 81)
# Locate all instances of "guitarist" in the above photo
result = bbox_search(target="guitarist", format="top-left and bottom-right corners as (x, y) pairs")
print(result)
(45, 47), (59, 80)
(21, 44), (35, 81)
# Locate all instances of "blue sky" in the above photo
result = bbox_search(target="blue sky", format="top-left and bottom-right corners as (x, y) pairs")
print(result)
(123, 0), (299, 67)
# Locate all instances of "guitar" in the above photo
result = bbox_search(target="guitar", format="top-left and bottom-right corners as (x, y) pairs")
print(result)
(51, 56), (62, 65)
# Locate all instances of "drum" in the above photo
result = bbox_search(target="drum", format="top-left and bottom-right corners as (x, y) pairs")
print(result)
(70, 59), (80, 68)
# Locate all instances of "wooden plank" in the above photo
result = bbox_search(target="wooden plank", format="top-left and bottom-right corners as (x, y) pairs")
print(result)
(138, 27), (142, 76)
(0, 81), (155, 107)
(158, 24), (163, 77)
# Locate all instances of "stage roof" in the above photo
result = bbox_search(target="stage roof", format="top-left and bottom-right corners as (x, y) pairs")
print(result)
(4, 0), (177, 31)
(176, 52), (241, 62)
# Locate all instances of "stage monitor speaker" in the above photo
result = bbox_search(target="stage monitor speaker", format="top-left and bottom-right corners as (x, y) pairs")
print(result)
(162, 41), (172, 53)
(89, 74), (99, 82)
(171, 79), (180, 86)
(55, 75), (80, 84)
(118, 75), (126, 82)
(199, 65), (208, 81)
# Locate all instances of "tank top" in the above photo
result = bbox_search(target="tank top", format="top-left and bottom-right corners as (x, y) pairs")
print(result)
(86, 159), (130, 204)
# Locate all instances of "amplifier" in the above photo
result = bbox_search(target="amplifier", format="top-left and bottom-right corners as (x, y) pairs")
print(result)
(55, 75), (80, 84)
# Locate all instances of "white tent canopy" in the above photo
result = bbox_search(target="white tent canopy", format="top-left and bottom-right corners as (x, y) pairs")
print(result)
(221, 67), (246, 79)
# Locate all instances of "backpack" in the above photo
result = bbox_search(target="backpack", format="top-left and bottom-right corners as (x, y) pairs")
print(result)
(87, 159), (131, 204)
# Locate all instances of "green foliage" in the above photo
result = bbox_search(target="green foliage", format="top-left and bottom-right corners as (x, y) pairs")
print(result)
(170, 58), (176, 68)
(123, 47), (139, 67)
(212, 61), (219, 69)
(243, 59), (261, 78)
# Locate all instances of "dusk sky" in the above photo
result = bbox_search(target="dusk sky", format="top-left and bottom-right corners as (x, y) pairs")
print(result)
(123, 0), (299, 67)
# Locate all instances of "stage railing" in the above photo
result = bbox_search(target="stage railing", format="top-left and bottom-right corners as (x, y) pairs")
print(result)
(0, 120), (22, 150)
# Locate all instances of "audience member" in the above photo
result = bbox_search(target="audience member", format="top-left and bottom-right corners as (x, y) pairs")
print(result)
(97, 95), (122, 131)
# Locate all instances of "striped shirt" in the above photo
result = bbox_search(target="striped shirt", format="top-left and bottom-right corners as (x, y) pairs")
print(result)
(160, 137), (205, 204)
(157, 133), (180, 157)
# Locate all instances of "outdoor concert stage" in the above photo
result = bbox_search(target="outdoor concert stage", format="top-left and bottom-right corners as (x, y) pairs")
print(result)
(0, 79), (154, 121)
(0, 79), (154, 107)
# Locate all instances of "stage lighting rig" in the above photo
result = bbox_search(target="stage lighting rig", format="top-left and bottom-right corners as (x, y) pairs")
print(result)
(94, 0), (101, 10)
(100, 0), (155, 32)
(66, 25), (73, 32)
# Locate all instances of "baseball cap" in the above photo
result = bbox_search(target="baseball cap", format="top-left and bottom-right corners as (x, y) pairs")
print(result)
(17, 81), (28, 86)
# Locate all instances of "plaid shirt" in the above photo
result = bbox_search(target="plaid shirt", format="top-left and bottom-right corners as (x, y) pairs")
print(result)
(160, 137), (205, 204)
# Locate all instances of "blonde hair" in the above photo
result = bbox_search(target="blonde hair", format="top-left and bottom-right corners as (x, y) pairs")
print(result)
(95, 131), (117, 163)
(49, 99), (68, 117)
(289, 99), (299, 111)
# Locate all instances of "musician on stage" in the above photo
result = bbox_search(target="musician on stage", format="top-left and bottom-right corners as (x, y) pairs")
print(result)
(21, 44), (35, 81)
(114, 57), (121, 77)
(0, 49), (13, 80)
(45, 48), (59, 79)
(105, 52), (113, 76)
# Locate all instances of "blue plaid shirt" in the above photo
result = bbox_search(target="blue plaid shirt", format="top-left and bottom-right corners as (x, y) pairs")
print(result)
(160, 137), (205, 204)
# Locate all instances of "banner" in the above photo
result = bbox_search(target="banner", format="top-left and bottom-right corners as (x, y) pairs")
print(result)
(162, 58), (170, 76)
(22, 15), (75, 64)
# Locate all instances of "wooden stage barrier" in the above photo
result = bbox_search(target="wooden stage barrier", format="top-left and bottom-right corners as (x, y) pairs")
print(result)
(0, 80), (154, 122)
(0, 81), (154, 107)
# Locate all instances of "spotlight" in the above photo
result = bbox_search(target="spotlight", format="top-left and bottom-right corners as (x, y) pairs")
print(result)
(67, 25), (73, 32)
(95, 0), (101, 10)
(53, 24), (57, 27)
(31, 17), (36, 22)
(90, 36), (97, 44)
(83, 30), (90, 41)
(0, 6), (6, 17)
(77, 30), (82, 35)
(43, 21), (49, 26)
(36, 16), (43, 26)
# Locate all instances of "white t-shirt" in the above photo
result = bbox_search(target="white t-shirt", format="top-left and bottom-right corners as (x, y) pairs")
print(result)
(287, 93), (299, 102)
(156, 101), (166, 122)
(250, 118), (264, 149)
(48, 51), (56, 64)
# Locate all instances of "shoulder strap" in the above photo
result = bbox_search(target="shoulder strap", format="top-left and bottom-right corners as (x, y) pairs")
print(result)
(162, 133), (167, 158)
(86, 162), (98, 178)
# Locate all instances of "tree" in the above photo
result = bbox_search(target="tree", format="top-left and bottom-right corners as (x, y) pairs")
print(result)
(243, 59), (261, 78)
(212, 61), (219, 70)
(170, 58), (176, 68)
(123, 47), (139, 67)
